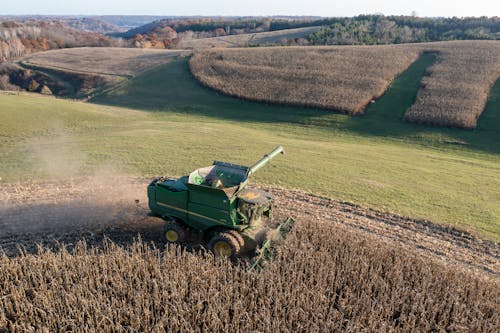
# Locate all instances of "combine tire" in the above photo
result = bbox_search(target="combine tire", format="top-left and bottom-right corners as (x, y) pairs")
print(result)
(163, 221), (186, 244)
(227, 230), (245, 249)
(209, 232), (241, 258)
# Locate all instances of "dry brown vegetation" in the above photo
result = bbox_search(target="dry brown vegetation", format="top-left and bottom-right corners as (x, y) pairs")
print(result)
(190, 41), (500, 127)
(0, 21), (112, 62)
(404, 41), (500, 128)
(0, 62), (123, 98)
(190, 45), (421, 114)
(178, 26), (322, 49)
(1, 179), (499, 331)
(22, 47), (189, 77)
(0, 224), (498, 331)
(6, 48), (189, 98)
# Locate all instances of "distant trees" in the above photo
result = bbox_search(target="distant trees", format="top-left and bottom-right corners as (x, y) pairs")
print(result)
(0, 73), (19, 91)
(132, 25), (179, 49)
(2, 16), (497, 56)
(0, 20), (113, 62)
(121, 15), (500, 50)
(118, 17), (277, 49)
(307, 16), (500, 45)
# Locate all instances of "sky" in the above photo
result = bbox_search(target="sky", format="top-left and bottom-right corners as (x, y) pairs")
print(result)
(1, 0), (499, 18)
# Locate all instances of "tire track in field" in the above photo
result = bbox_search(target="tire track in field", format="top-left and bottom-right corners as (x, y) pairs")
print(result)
(0, 178), (498, 277)
(269, 188), (499, 277)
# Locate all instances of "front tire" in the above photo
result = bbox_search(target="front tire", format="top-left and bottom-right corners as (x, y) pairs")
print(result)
(209, 232), (241, 258)
(163, 221), (186, 244)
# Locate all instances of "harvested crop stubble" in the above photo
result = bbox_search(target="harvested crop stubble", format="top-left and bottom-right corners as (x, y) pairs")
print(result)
(1, 220), (498, 332)
(177, 26), (322, 49)
(190, 46), (421, 114)
(404, 41), (500, 128)
(22, 47), (188, 77)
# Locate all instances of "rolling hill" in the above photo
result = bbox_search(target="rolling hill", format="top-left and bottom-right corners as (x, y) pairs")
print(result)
(0, 20), (112, 62)
(189, 41), (500, 128)
(1, 46), (499, 332)
(2, 51), (498, 239)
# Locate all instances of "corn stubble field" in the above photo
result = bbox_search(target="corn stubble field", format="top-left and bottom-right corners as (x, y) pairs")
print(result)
(22, 48), (187, 77)
(177, 26), (323, 49)
(0, 179), (499, 331)
(190, 41), (500, 128)
(14, 48), (188, 99)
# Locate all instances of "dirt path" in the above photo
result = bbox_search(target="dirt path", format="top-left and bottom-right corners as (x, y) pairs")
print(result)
(1, 178), (498, 277)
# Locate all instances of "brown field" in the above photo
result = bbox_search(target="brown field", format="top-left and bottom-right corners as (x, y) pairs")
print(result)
(404, 41), (500, 128)
(190, 41), (500, 127)
(190, 45), (421, 114)
(21, 47), (189, 77)
(1, 178), (499, 331)
(177, 26), (323, 49)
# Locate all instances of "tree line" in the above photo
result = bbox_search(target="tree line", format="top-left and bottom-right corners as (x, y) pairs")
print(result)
(0, 21), (112, 62)
(305, 16), (500, 45)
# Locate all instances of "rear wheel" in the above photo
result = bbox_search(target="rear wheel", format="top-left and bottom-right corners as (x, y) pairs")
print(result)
(227, 230), (245, 250)
(209, 232), (241, 258)
(163, 221), (186, 244)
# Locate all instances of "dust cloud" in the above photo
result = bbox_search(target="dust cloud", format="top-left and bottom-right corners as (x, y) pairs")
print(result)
(0, 176), (159, 256)
(0, 130), (161, 255)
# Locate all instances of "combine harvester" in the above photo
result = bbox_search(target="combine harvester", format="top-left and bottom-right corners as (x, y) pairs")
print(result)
(147, 146), (294, 261)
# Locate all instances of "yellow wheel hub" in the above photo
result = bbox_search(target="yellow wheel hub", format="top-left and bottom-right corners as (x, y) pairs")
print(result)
(213, 241), (232, 257)
(166, 230), (179, 242)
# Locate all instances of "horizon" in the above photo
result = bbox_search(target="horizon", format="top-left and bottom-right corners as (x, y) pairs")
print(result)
(1, 0), (499, 18)
(1, 14), (499, 20)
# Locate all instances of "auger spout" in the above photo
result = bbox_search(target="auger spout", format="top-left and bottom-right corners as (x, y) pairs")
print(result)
(248, 146), (285, 176)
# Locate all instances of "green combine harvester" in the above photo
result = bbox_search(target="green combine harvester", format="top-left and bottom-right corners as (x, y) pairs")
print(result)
(147, 146), (294, 259)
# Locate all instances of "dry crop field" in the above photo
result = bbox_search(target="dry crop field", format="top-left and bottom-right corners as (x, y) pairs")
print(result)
(190, 45), (421, 114)
(21, 47), (189, 77)
(190, 41), (500, 128)
(177, 26), (323, 49)
(0, 178), (499, 331)
(404, 41), (500, 128)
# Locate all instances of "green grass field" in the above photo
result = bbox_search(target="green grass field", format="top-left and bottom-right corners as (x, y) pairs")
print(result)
(1, 55), (499, 240)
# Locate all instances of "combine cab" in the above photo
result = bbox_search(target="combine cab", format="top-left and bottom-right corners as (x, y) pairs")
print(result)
(147, 146), (291, 258)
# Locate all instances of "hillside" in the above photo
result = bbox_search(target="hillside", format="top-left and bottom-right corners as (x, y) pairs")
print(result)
(0, 48), (186, 98)
(117, 15), (500, 49)
(306, 15), (500, 45)
(1, 51), (499, 330)
(116, 17), (305, 39)
(0, 20), (112, 62)
(405, 42), (500, 128)
(113, 16), (325, 49)
(6, 53), (498, 239)
(96, 15), (168, 29)
(62, 17), (124, 34)
(0, 89), (498, 330)
(0, 15), (145, 32)
(117, 21), (321, 49)
(189, 41), (500, 128)
(21, 47), (187, 77)
(177, 26), (322, 49)
(190, 44), (421, 113)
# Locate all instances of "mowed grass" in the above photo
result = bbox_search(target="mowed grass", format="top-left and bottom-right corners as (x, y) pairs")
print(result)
(1, 58), (499, 240)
